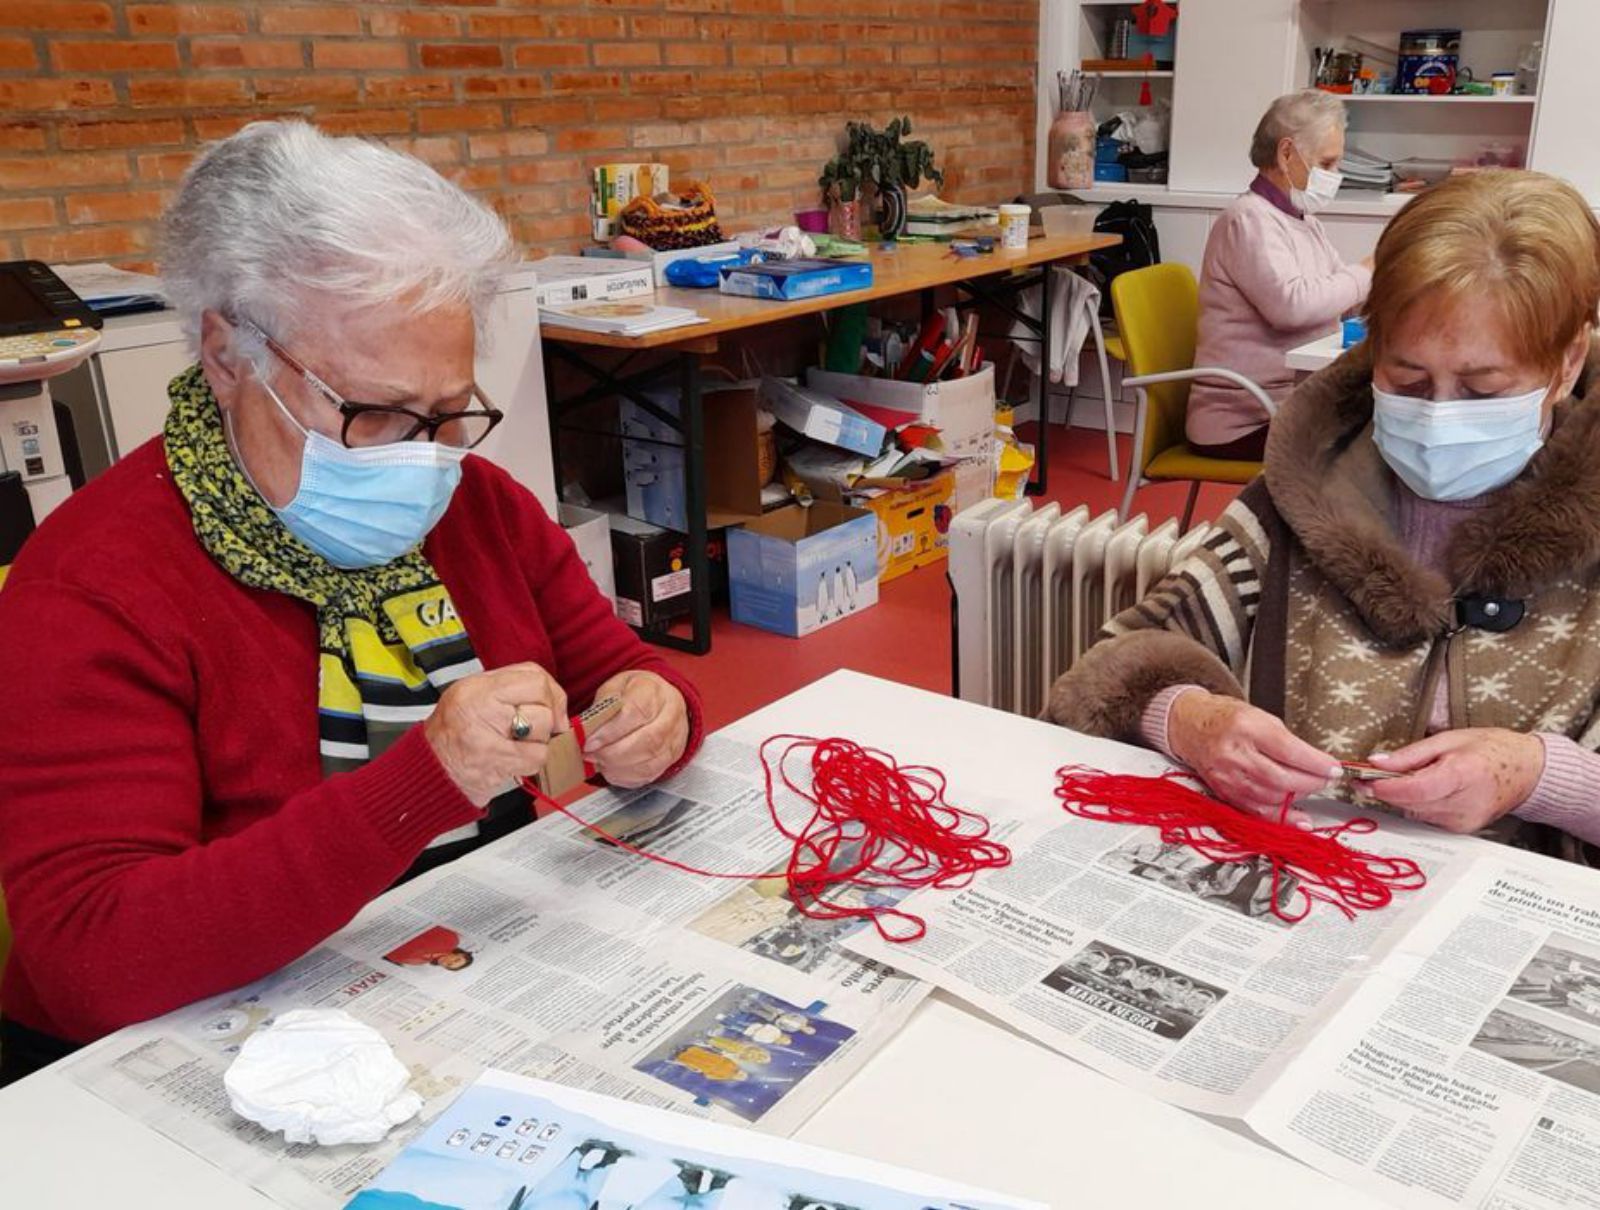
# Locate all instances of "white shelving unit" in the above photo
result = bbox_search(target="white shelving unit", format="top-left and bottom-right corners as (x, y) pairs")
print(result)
(1340, 94), (1537, 105)
(1297, 0), (1548, 170)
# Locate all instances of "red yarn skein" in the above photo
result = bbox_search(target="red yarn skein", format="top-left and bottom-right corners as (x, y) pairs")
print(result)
(1053, 765), (1426, 923)
(523, 735), (1011, 943)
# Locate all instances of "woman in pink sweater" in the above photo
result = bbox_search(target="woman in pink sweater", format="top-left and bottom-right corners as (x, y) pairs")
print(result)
(1187, 90), (1373, 459)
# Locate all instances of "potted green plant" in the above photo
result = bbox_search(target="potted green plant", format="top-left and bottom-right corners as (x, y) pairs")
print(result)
(819, 117), (944, 240)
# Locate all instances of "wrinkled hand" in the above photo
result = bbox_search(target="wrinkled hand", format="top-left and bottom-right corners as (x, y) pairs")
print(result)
(1168, 690), (1340, 820)
(584, 670), (689, 789)
(422, 662), (568, 806)
(1364, 729), (1544, 833)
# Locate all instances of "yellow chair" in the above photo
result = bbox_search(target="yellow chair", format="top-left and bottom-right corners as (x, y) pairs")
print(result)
(1113, 262), (1276, 528)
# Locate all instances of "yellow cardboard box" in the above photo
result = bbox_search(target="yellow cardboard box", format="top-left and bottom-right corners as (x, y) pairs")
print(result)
(863, 471), (955, 583)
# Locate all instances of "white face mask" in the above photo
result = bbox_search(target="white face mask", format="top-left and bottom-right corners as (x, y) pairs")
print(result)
(1371, 385), (1550, 501)
(1289, 146), (1342, 214)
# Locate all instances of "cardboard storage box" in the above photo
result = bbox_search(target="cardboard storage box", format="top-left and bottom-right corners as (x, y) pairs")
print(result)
(805, 363), (996, 461)
(861, 471), (955, 583)
(621, 383), (766, 532)
(559, 503), (616, 610)
(728, 502), (878, 637)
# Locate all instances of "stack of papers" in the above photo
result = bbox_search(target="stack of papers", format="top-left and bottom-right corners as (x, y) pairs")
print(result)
(50, 261), (166, 315)
(1339, 145), (1394, 192)
(540, 299), (705, 336)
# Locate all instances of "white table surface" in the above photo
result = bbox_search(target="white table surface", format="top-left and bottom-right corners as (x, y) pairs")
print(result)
(0, 670), (1386, 1210)
(1285, 330), (1344, 373)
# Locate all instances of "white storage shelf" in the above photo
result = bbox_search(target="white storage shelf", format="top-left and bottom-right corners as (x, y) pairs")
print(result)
(1340, 93), (1537, 104)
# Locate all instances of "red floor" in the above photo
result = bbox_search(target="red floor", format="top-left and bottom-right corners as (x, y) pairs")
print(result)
(659, 423), (1244, 732)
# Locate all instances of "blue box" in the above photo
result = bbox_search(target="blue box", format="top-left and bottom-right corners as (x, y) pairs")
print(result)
(1094, 162), (1128, 183)
(760, 377), (886, 458)
(728, 503), (879, 637)
(719, 257), (873, 302)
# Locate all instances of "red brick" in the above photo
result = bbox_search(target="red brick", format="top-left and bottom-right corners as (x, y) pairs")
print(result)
(253, 75), (359, 105)
(461, 76), (549, 99)
(541, 14), (627, 39)
(383, 135), (461, 167)
(554, 126), (629, 152)
(792, 44), (842, 65)
(52, 40), (180, 71)
(0, 77), (117, 110)
(0, 152), (128, 190)
(314, 42), (410, 70)
(59, 117), (185, 149)
(370, 11), (460, 38)
(258, 5), (362, 36)
(629, 70), (695, 94)
(126, 4), (247, 34)
(626, 15), (692, 37)
(467, 130), (550, 159)
(0, 121), (46, 151)
(733, 44), (788, 66)
(128, 76), (247, 107)
(594, 41), (661, 67)
(443, 164), (501, 191)
(190, 38), (304, 69)
(23, 226), (148, 264)
(65, 188), (168, 225)
(0, 1), (112, 31)
(136, 150), (196, 181)
(549, 70), (622, 94)
(508, 98), (589, 126)
(365, 75), (454, 103)
(591, 96), (664, 121)
(664, 42), (726, 66)
(0, 197), (55, 231)
(511, 44), (590, 69)
(419, 43), (504, 69)
(415, 103), (504, 133)
(463, 13), (547, 39)
(315, 109), (414, 137)
(191, 113), (281, 140)
(502, 156), (580, 185)
(0, 34), (33, 67)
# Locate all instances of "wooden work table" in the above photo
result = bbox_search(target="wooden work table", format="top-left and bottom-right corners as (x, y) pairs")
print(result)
(539, 231), (1120, 654)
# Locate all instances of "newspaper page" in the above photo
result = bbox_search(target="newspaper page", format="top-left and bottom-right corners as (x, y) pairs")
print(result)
(846, 758), (1483, 1116)
(352, 1068), (1044, 1210)
(65, 731), (927, 1210)
(1247, 851), (1600, 1210)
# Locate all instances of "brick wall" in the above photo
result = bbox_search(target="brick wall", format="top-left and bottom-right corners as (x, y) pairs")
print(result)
(0, 1), (1039, 270)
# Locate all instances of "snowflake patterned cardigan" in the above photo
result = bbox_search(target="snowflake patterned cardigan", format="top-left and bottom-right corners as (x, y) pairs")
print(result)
(1045, 341), (1600, 866)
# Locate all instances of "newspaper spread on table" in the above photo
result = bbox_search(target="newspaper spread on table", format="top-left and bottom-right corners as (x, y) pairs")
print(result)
(848, 756), (1600, 1210)
(65, 731), (926, 1210)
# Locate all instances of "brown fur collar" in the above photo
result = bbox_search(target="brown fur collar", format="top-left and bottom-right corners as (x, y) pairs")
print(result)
(1262, 340), (1600, 648)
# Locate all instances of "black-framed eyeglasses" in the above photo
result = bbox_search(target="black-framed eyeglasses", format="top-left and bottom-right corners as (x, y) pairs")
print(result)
(248, 322), (504, 450)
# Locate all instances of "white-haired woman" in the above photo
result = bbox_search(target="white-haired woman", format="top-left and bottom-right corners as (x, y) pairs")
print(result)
(0, 122), (700, 1081)
(1186, 90), (1373, 460)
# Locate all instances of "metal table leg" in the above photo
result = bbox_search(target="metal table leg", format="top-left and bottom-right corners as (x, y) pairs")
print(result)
(679, 351), (711, 655)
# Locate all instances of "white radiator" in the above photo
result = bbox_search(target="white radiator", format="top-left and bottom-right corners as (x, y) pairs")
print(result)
(952, 500), (1211, 715)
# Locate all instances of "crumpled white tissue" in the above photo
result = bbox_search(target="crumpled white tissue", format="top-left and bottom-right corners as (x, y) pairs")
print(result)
(223, 1008), (422, 1146)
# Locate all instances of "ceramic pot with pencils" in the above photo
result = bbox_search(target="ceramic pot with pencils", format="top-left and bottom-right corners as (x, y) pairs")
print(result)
(1048, 110), (1095, 190)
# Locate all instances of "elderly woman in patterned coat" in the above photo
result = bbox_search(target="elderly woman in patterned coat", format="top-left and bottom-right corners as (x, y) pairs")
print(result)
(1047, 170), (1600, 866)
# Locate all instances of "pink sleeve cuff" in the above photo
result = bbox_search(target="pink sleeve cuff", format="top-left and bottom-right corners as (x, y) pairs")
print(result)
(1513, 734), (1600, 848)
(1139, 684), (1206, 763)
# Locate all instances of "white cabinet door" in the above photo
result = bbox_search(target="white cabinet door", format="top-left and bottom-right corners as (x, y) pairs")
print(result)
(1169, 0), (1300, 194)
(1529, 0), (1600, 204)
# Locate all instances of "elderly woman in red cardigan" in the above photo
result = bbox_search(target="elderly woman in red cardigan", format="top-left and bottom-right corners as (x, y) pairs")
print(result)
(0, 121), (701, 1083)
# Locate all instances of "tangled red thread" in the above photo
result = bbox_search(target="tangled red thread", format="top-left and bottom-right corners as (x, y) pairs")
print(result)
(1053, 766), (1427, 924)
(523, 735), (1011, 943)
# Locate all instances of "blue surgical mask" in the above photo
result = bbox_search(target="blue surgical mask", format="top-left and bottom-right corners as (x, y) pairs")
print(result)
(251, 380), (467, 569)
(1371, 384), (1549, 502)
